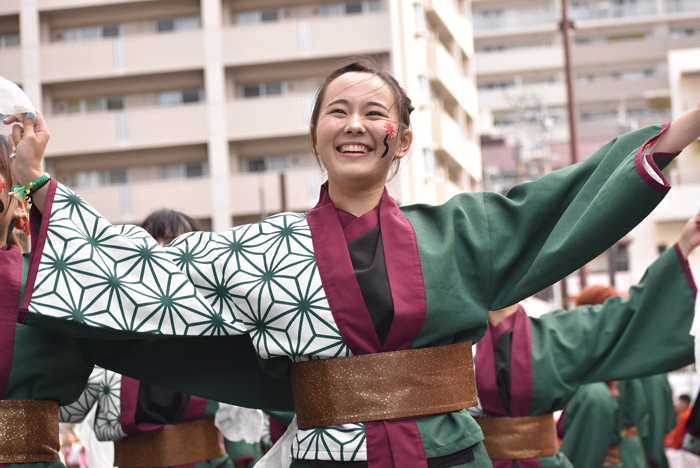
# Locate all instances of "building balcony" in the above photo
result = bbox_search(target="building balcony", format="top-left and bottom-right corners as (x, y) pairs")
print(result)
(577, 75), (669, 102)
(473, 10), (556, 33)
(427, 40), (478, 118)
(570, 0), (657, 21)
(475, 45), (563, 76)
(75, 168), (321, 224)
(45, 103), (208, 157)
(573, 40), (665, 68)
(0, 47), (22, 84)
(664, 0), (700, 13)
(431, 110), (481, 177)
(38, 0), (160, 11)
(652, 184), (700, 222)
(221, 13), (391, 67)
(40, 30), (205, 83)
(227, 94), (311, 141)
(0, 0), (19, 15)
(424, 0), (474, 55)
(478, 82), (567, 112)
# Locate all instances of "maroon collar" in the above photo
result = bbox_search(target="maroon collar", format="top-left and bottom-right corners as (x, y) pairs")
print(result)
(336, 204), (381, 245)
(0, 244), (24, 399)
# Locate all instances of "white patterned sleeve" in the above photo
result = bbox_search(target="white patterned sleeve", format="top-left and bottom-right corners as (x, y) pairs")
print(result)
(23, 182), (247, 336)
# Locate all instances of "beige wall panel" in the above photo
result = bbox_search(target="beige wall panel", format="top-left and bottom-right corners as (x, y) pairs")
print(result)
(130, 178), (212, 220)
(76, 185), (123, 220)
(0, 48), (23, 84)
(46, 112), (119, 155)
(127, 104), (208, 148)
(227, 95), (308, 141)
(222, 22), (301, 65)
(41, 40), (114, 82)
(0, 0), (19, 15)
(476, 45), (563, 75)
(308, 14), (391, 57)
(124, 31), (204, 73)
(577, 75), (669, 102)
(573, 40), (665, 68)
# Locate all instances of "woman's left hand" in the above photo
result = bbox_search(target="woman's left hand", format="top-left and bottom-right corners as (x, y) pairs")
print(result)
(678, 208), (700, 259)
(3, 111), (50, 185)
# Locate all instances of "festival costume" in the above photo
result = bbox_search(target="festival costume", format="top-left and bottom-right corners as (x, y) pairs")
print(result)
(617, 379), (650, 468)
(18, 124), (680, 467)
(559, 383), (623, 468)
(640, 375), (675, 468)
(473, 245), (696, 468)
(59, 367), (239, 468)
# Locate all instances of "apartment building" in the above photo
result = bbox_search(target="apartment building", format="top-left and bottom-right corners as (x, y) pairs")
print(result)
(0, 0), (481, 231)
(472, 0), (700, 193)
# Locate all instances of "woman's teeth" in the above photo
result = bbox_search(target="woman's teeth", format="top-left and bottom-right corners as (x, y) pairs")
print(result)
(339, 145), (370, 153)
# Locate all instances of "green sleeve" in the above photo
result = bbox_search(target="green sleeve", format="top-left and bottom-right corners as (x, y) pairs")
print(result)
(404, 124), (674, 311)
(529, 246), (695, 414)
(560, 383), (620, 468)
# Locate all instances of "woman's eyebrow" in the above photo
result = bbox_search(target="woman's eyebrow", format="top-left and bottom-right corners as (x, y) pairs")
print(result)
(326, 99), (390, 112)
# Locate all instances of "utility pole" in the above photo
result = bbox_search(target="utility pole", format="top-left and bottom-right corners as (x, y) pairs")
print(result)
(560, 0), (586, 299)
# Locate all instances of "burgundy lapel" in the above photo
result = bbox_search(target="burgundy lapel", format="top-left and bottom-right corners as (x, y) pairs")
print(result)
(475, 315), (512, 416)
(120, 376), (162, 435)
(178, 396), (209, 423)
(379, 189), (427, 352)
(509, 305), (533, 416)
(0, 245), (23, 399)
(339, 205), (380, 245)
(306, 186), (381, 355)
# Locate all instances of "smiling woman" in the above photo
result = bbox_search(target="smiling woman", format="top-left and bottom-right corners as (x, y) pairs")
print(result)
(6, 56), (700, 468)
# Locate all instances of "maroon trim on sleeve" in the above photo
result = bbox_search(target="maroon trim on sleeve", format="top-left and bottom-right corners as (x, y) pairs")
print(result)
(0, 246), (24, 399)
(633, 123), (679, 195)
(120, 376), (163, 435)
(475, 316), (510, 416)
(17, 179), (58, 324)
(510, 306), (533, 417)
(177, 395), (209, 423)
(232, 455), (255, 464)
(674, 244), (698, 296)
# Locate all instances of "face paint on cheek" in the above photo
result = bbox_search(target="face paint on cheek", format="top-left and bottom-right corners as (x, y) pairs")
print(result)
(382, 122), (396, 159)
(0, 176), (6, 195)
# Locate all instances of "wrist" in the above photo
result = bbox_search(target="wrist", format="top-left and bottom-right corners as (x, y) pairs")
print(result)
(678, 239), (693, 259)
(17, 169), (45, 186)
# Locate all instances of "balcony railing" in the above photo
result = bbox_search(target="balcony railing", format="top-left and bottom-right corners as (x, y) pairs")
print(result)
(475, 45), (563, 75)
(40, 30), (205, 82)
(473, 9), (556, 32)
(570, 0), (657, 20)
(477, 82), (567, 112)
(427, 40), (478, 117)
(665, 0), (700, 13)
(74, 168), (321, 224)
(45, 104), (208, 156)
(0, 48), (22, 84)
(227, 94), (313, 141)
(221, 13), (391, 66)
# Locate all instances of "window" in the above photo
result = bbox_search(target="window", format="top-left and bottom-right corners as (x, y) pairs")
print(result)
(243, 156), (290, 172)
(157, 89), (202, 106)
(319, 1), (382, 17)
(64, 24), (121, 42)
(0, 34), (19, 49)
(162, 162), (208, 179)
(235, 9), (281, 25)
(670, 28), (700, 39)
(240, 82), (285, 99)
(414, 3), (426, 31)
(418, 75), (431, 103)
(185, 162), (207, 178)
(66, 96), (125, 114)
(156, 16), (201, 33)
(106, 169), (128, 185)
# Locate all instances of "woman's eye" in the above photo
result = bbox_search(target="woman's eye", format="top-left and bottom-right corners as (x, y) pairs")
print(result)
(330, 109), (346, 115)
(367, 111), (385, 117)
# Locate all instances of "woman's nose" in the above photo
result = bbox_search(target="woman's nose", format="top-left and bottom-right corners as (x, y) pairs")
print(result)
(345, 115), (366, 134)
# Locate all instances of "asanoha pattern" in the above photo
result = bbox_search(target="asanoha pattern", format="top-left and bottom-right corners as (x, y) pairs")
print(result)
(33, 184), (366, 460)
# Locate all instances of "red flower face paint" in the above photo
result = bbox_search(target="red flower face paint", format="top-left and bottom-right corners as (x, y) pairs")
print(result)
(381, 121), (396, 158)
(384, 122), (396, 139)
(0, 176), (6, 195)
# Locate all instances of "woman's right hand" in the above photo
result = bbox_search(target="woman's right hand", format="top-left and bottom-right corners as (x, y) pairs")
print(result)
(678, 208), (700, 259)
(3, 111), (51, 213)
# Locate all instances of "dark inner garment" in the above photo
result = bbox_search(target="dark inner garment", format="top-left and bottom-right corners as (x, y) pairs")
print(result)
(135, 382), (190, 426)
(347, 225), (395, 346)
(494, 327), (514, 413)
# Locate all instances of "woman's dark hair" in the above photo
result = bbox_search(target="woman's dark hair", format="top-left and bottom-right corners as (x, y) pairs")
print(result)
(0, 135), (22, 252)
(309, 56), (414, 180)
(141, 209), (202, 245)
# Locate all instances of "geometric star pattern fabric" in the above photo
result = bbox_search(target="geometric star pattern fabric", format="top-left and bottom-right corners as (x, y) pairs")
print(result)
(35, 183), (364, 461)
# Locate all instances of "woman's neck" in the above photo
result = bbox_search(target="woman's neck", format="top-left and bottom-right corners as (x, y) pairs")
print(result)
(327, 178), (385, 217)
(488, 304), (520, 327)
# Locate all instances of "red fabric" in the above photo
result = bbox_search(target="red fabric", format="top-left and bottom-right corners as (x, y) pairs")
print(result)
(306, 186), (428, 468)
(666, 408), (691, 449)
(269, 417), (285, 444)
(0, 245), (23, 400)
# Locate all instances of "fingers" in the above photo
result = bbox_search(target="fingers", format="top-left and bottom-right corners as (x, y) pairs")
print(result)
(11, 123), (23, 148)
(32, 111), (49, 141)
(22, 111), (36, 140)
(2, 115), (19, 125)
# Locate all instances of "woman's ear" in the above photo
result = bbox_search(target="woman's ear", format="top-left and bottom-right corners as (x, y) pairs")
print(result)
(393, 129), (413, 160)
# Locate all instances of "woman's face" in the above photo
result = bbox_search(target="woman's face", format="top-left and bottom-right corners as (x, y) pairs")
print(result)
(313, 72), (412, 189)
